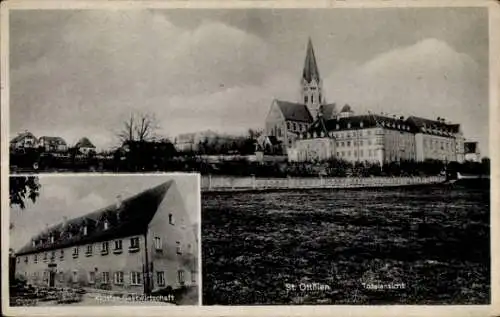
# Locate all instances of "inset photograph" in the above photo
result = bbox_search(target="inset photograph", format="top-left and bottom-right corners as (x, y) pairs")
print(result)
(8, 174), (200, 306)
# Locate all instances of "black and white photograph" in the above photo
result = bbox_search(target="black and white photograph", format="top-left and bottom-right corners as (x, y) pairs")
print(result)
(1, 0), (498, 316)
(8, 174), (200, 307)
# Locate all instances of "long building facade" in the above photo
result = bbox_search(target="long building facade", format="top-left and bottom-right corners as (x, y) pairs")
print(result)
(288, 111), (465, 164)
(265, 38), (469, 164)
(14, 180), (198, 295)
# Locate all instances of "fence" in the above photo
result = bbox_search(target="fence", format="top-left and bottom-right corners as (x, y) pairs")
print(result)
(201, 175), (445, 192)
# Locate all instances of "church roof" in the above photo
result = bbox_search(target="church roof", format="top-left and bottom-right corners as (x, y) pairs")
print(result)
(302, 38), (320, 83)
(275, 100), (313, 123)
(16, 180), (174, 256)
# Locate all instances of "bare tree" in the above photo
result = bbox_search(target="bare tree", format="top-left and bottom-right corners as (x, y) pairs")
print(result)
(118, 112), (160, 143)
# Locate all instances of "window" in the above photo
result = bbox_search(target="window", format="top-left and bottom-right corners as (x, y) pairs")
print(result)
(101, 242), (109, 255)
(83, 226), (88, 236)
(114, 240), (123, 253)
(176, 241), (182, 254)
(154, 237), (162, 251)
(86, 244), (93, 256)
(114, 272), (124, 285)
(104, 221), (109, 230)
(169, 214), (174, 225)
(311, 95), (314, 103)
(341, 142), (345, 147)
(347, 123), (351, 129)
(34, 254), (38, 263)
(102, 272), (110, 284)
(88, 271), (96, 284)
(50, 235), (54, 243)
(43, 252), (48, 262)
(188, 243), (192, 252)
(73, 247), (79, 258)
(59, 271), (64, 283)
(360, 140), (363, 146)
(50, 251), (55, 260)
(347, 141), (351, 147)
(304, 95), (308, 103)
(72, 271), (78, 283)
(178, 270), (185, 284)
(367, 130), (372, 135)
(157, 271), (165, 286)
(354, 150), (357, 157)
(25, 256), (28, 263)
(129, 237), (140, 252)
(348, 151), (351, 157)
(130, 272), (142, 285)
(368, 140), (372, 146)
(277, 128), (282, 137)
(286, 122), (291, 130)
(60, 250), (64, 260)
(191, 271), (196, 283)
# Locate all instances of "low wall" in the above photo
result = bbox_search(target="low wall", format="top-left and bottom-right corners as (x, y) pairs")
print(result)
(201, 175), (445, 192)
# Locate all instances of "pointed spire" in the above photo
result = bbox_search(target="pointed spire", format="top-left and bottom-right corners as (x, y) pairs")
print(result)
(302, 37), (320, 83)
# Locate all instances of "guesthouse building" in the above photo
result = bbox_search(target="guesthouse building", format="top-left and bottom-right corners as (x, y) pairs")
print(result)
(14, 180), (198, 295)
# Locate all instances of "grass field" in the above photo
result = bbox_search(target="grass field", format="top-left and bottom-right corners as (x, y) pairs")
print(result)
(202, 184), (490, 305)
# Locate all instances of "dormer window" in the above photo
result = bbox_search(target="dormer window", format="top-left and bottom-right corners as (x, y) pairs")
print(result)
(83, 226), (88, 236)
(336, 124), (339, 130)
(360, 122), (364, 128)
(169, 214), (174, 225)
(103, 221), (109, 231)
(50, 235), (54, 244)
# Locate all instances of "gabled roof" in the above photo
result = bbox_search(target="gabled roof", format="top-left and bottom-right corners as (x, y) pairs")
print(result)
(302, 38), (320, 83)
(16, 181), (174, 256)
(340, 104), (352, 113)
(10, 131), (36, 143)
(76, 137), (95, 148)
(275, 100), (313, 123)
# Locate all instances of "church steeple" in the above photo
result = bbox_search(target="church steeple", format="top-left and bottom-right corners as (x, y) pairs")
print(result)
(302, 37), (320, 83)
(301, 38), (323, 119)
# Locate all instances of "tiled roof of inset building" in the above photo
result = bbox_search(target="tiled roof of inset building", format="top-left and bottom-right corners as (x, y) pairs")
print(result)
(16, 180), (174, 256)
(10, 131), (36, 143)
(275, 100), (313, 123)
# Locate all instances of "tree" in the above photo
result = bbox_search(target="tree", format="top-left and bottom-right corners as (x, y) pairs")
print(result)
(10, 176), (41, 209)
(118, 112), (160, 143)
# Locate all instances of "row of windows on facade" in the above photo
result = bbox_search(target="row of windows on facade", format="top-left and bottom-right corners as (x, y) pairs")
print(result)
(31, 214), (178, 248)
(423, 139), (456, 151)
(25, 269), (195, 286)
(19, 237), (189, 264)
(300, 128), (386, 140)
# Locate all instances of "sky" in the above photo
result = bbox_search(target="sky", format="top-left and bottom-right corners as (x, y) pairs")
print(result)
(9, 8), (489, 155)
(9, 174), (199, 252)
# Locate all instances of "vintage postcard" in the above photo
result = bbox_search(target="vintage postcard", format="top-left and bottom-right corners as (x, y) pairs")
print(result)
(1, 0), (499, 316)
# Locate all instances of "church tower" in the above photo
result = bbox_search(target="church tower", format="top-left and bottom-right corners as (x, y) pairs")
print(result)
(301, 38), (323, 119)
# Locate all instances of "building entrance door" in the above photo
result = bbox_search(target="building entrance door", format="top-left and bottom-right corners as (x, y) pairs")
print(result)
(49, 271), (55, 287)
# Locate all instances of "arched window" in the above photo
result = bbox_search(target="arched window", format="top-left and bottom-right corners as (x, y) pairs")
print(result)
(304, 95), (308, 103)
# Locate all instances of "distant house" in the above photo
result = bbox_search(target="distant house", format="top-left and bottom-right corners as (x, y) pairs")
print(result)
(75, 137), (96, 155)
(10, 131), (37, 150)
(38, 136), (68, 152)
